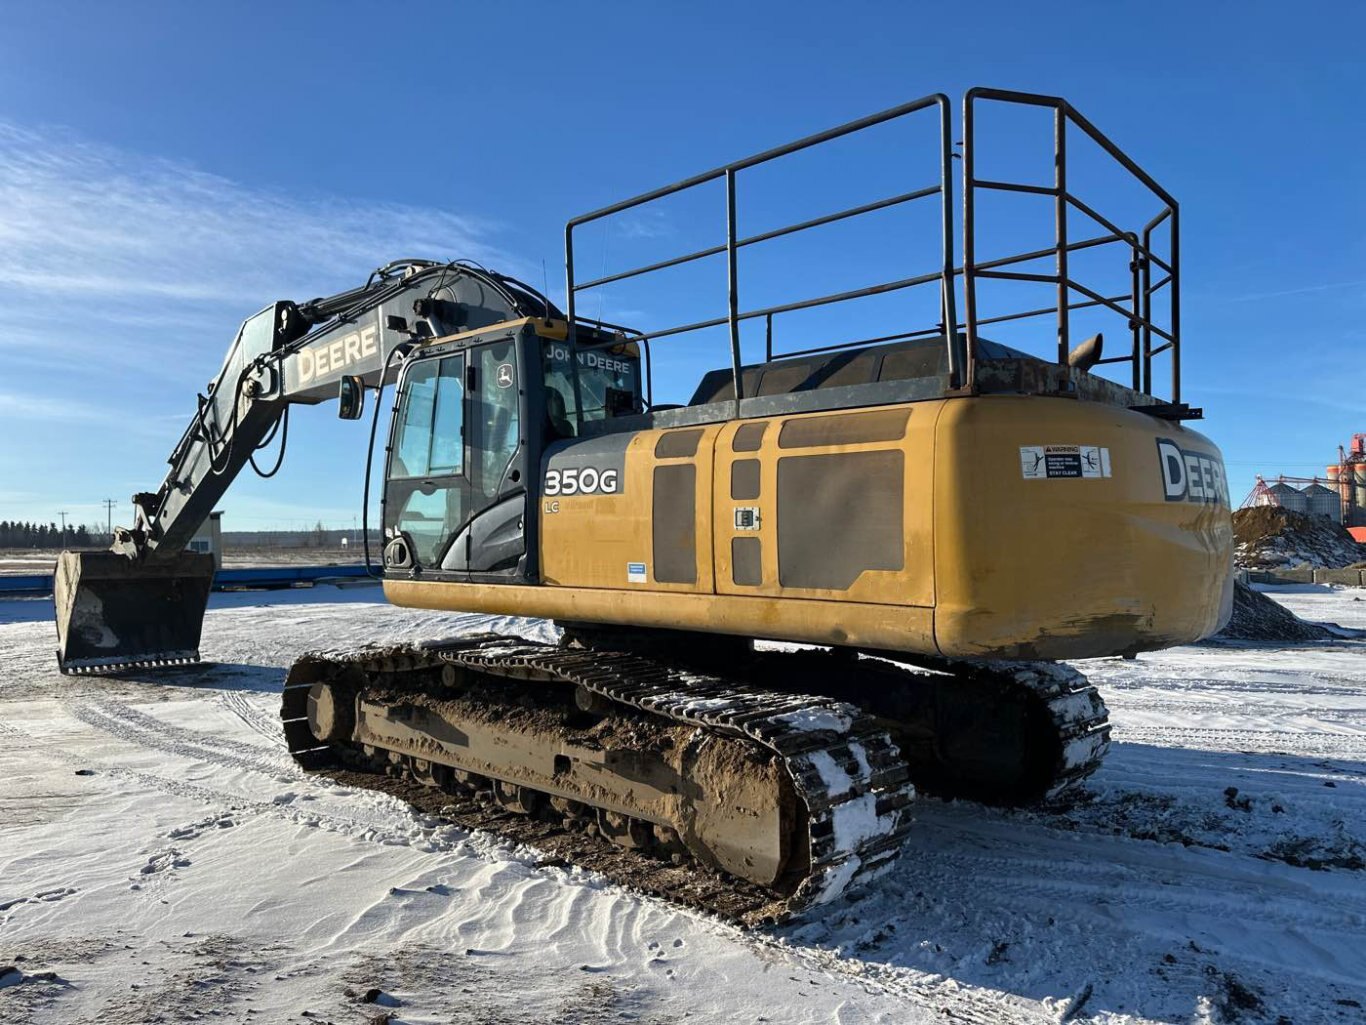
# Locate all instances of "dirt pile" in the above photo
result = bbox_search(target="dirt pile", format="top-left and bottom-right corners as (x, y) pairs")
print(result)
(1232, 506), (1365, 570)
(1212, 582), (1339, 643)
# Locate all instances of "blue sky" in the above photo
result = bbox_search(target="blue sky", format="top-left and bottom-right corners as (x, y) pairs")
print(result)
(1, 1), (1363, 532)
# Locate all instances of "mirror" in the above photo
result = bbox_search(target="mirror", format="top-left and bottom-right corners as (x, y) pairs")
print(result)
(338, 375), (365, 420)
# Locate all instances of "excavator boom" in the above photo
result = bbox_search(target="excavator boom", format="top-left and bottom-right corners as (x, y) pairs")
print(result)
(54, 260), (561, 671)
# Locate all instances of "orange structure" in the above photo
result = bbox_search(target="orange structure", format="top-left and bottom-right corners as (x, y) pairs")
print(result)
(1333, 434), (1366, 541)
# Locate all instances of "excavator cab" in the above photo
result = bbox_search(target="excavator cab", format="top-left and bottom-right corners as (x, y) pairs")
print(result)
(379, 322), (643, 583)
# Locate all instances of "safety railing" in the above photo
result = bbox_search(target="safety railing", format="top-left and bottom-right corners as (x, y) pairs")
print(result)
(565, 95), (959, 397)
(962, 87), (1181, 403)
(565, 88), (1183, 406)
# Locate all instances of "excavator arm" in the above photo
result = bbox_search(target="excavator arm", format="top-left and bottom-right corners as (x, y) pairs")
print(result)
(54, 259), (557, 672)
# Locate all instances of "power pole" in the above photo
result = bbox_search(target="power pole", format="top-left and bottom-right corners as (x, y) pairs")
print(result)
(58, 510), (68, 548)
(103, 498), (116, 539)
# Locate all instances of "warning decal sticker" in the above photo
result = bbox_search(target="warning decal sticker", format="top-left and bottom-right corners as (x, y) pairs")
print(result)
(1020, 445), (1112, 480)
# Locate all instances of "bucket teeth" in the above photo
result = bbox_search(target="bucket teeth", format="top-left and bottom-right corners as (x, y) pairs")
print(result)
(53, 550), (216, 675)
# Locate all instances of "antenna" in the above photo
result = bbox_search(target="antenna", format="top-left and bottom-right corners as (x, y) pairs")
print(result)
(597, 224), (608, 325)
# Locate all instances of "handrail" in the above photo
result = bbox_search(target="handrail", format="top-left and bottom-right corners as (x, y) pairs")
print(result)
(565, 87), (1182, 406)
(566, 94), (957, 398)
(962, 87), (1181, 401)
(574, 186), (941, 292)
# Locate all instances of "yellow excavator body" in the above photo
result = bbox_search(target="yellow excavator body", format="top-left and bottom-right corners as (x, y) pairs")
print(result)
(386, 346), (1233, 660)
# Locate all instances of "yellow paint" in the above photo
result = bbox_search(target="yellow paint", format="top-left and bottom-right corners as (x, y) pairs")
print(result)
(388, 394), (1233, 660)
(711, 408), (937, 607)
(417, 317), (641, 349)
(930, 396), (1233, 658)
(417, 317), (538, 350)
(541, 426), (721, 592)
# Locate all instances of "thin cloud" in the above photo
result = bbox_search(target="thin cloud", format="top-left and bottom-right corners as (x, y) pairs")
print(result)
(0, 121), (508, 309)
(0, 391), (111, 421)
(613, 208), (673, 240)
(0, 119), (521, 399)
(0, 120), (528, 525)
(0, 391), (185, 438)
(1219, 277), (1366, 304)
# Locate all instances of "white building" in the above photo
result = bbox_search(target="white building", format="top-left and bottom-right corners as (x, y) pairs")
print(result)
(187, 511), (224, 569)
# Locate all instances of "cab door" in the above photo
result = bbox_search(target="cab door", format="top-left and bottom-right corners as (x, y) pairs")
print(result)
(446, 335), (527, 575)
(384, 351), (471, 572)
(382, 334), (528, 579)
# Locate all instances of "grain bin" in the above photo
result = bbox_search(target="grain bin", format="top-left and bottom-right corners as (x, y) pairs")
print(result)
(1302, 482), (1342, 522)
(1266, 482), (1307, 513)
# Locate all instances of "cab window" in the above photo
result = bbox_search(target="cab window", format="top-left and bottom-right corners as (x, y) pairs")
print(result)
(475, 340), (520, 498)
(392, 357), (465, 478)
(542, 339), (641, 438)
(387, 355), (466, 566)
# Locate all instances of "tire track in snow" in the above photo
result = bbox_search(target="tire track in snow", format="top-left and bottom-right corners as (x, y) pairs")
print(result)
(218, 689), (286, 747)
(896, 811), (1366, 932)
(1101, 670), (1366, 699)
(66, 697), (302, 778)
(1115, 723), (1366, 759)
(0, 718), (38, 749)
(1111, 699), (1366, 726)
(58, 699), (502, 854)
(0, 712), (483, 858)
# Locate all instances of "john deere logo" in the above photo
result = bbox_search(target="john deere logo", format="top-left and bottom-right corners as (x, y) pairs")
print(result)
(496, 363), (515, 388)
(1156, 439), (1229, 506)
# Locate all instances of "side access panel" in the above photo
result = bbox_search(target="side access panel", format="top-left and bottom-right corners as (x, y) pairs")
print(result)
(539, 424), (721, 594)
(711, 405), (937, 609)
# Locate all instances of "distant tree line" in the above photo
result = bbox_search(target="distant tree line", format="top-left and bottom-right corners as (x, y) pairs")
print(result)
(221, 526), (383, 548)
(0, 521), (102, 548)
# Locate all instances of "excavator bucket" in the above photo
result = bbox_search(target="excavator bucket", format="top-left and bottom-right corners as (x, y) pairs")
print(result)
(53, 550), (217, 674)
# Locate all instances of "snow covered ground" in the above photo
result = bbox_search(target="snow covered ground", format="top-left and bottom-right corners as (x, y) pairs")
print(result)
(2, 584), (1365, 1024)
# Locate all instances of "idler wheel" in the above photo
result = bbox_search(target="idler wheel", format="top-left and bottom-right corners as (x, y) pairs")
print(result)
(306, 682), (354, 743)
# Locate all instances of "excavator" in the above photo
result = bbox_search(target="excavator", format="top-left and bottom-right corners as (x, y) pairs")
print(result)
(53, 89), (1233, 923)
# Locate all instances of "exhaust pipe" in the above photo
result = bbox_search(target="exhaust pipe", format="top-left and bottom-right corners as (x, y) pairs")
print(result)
(54, 550), (217, 674)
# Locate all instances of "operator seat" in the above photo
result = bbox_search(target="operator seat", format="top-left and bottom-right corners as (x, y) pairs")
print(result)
(546, 388), (575, 438)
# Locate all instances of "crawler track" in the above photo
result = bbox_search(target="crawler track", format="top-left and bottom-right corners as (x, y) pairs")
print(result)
(281, 634), (1110, 924)
(283, 635), (916, 924)
(857, 651), (1112, 804)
